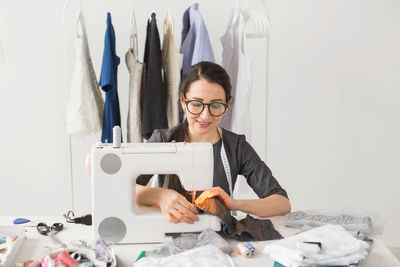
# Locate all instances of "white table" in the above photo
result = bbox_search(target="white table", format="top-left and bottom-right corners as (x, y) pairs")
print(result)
(1, 216), (399, 267)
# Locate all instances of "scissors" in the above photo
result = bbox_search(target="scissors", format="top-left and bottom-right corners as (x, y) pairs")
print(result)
(37, 222), (67, 248)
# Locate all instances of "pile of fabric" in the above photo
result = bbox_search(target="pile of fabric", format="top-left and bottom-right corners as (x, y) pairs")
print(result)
(263, 224), (370, 267)
(282, 210), (373, 234)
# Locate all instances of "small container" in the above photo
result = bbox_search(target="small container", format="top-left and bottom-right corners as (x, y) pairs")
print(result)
(0, 226), (26, 267)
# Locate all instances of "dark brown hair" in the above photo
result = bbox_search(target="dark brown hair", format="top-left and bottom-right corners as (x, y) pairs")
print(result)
(171, 61), (232, 142)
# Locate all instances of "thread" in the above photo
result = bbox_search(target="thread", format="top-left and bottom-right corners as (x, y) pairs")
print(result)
(237, 243), (251, 258)
(243, 242), (255, 255)
(113, 126), (121, 148)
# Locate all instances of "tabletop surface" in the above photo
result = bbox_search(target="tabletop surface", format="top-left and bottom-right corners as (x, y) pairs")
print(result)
(1, 216), (399, 267)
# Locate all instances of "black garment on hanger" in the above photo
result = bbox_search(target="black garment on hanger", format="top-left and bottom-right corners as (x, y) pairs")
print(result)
(141, 13), (168, 139)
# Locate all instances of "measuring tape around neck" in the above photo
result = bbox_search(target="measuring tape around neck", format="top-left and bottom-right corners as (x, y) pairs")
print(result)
(217, 127), (237, 216)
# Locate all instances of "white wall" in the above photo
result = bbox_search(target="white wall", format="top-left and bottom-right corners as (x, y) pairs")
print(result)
(0, 0), (399, 247)
(266, 0), (400, 247)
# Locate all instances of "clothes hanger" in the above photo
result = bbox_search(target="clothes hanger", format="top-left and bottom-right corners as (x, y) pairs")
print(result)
(243, 0), (269, 38)
(130, 0), (138, 56)
(242, 7), (260, 38)
(130, 11), (139, 59)
(164, 10), (174, 36)
(255, 0), (270, 37)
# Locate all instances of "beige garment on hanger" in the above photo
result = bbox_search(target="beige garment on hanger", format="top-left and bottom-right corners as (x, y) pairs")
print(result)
(162, 15), (183, 129)
(126, 49), (144, 142)
(66, 13), (104, 135)
(126, 14), (144, 143)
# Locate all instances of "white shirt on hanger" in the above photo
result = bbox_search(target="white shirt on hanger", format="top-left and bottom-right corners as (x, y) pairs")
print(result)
(66, 12), (104, 135)
(219, 7), (252, 142)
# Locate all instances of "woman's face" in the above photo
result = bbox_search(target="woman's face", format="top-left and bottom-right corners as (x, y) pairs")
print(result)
(181, 79), (228, 136)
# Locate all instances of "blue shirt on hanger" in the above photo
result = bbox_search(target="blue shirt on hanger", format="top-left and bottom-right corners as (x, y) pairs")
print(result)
(99, 12), (121, 143)
(180, 3), (215, 75)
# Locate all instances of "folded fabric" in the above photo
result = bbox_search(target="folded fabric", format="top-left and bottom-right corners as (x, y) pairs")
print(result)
(133, 245), (234, 267)
(264, 224), (369, 267)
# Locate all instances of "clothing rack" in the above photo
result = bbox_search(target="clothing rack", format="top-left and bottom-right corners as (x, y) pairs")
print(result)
(62, 0), (270, 211)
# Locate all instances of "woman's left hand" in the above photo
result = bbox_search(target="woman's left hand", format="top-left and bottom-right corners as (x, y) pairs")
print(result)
(195, 186), (238, 210)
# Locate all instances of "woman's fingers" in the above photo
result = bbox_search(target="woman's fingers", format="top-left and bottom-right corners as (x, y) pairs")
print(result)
(164, 211), (181, 224)
(195, 187), (235, 209)
(159, 190), (199, 224)
(177, 200), (199, 222)
(169, 206), (195, 224)
(195, 189), (218, 205)
(178, 196), (198, 214)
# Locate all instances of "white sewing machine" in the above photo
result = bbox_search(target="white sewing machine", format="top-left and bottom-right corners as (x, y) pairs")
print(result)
(90, 141), (221, 244)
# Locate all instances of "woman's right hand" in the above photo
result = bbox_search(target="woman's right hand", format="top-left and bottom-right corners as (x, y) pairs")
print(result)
(158, 189), (199, 224)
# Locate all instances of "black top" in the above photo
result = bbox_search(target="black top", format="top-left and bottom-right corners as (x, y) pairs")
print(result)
(138, 127), (288, 199)
(141, 13), (168, 139)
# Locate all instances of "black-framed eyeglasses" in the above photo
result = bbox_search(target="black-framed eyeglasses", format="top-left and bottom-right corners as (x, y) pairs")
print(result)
(185, 100), (228, 117)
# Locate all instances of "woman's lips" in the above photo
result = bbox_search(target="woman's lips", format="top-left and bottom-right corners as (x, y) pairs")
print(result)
(196, 121), (211, 128)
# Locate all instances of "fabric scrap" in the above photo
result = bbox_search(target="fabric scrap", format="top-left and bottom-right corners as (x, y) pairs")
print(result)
(196, 197), (283, 241)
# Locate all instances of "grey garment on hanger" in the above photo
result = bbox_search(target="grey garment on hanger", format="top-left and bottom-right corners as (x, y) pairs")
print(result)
(141, 13), (168, 140)
(180, 3), (215, 75)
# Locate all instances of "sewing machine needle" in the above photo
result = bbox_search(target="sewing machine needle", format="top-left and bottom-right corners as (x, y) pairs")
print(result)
(192, 191), (196, 205)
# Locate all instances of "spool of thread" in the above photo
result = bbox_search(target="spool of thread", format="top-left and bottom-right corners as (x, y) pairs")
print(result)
(237, 243), (251, 258)
(113, 126), (121, 148)
(57, 251), (78, 267)
(243, 242), (255, 255)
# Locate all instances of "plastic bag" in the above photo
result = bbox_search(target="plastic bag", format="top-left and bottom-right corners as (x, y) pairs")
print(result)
(134, 245), (234, 267)
(144, 229), (233, 261)
(169, 229), (233, 254)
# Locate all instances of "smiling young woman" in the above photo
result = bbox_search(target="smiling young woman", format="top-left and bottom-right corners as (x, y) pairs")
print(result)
(136, 61), (291, 224)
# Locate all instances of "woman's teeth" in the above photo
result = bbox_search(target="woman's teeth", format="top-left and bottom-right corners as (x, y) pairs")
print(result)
(197, 121), (211, 126)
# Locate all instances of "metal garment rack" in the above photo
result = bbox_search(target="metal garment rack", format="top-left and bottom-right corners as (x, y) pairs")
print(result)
(62, 0), (270, 210)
